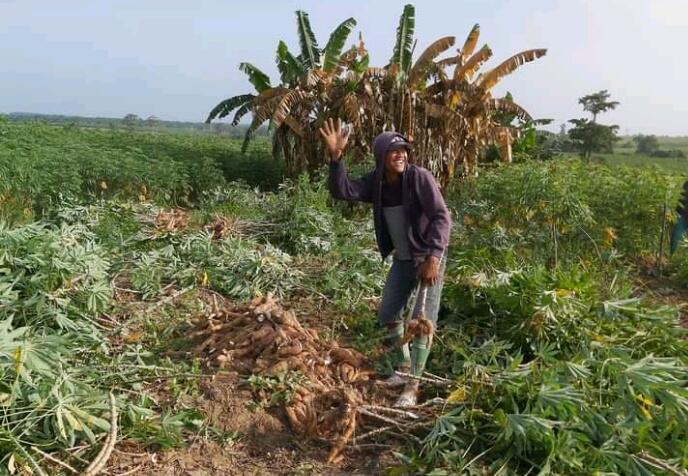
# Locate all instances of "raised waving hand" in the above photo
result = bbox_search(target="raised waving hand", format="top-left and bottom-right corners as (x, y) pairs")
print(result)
(318, 118), (351, 161)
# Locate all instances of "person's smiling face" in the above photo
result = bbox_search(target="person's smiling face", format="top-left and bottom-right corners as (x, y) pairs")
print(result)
(385, 147), (408, 176)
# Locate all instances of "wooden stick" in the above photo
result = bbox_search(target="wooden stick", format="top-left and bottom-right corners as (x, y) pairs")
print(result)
(145, 286), (194, 314)
(31, 447), (78, 474)
(357, 408), (403, 427)
(636, 451), (687, 476)
(113, 463), (145, 476)
(414, 397), (447, 408)
(354, 424), (396, 442)
(359, 404), (419, 420)
(394, 371), (451, 386)
(82, 392), (118, 476)
(113, 448), (147, 457)
(658, 201), (668, 276)
(356, 421), (427, 445)
(422, 371), (452, 383)
(347, 443), (393, 451)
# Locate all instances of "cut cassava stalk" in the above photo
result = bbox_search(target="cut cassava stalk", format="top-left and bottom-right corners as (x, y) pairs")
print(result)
(636, 451), (688, 476)
(360, 404), (419, 420)
(82, 392), (118, 476)
(357, 407), (404, 427)
(31, 446), (78, 474)
(394, 371), (452, 386)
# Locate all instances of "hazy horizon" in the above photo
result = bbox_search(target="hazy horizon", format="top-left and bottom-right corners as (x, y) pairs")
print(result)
(2, 0), (687, 136)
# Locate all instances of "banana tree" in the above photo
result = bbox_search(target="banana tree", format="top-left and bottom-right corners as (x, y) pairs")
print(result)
(408, 23), (546, 183)
(206, 10), (358, 174)
(335, 7), (546, 185)
(340, 13), (546, 184)
(207, 4), (547, 185)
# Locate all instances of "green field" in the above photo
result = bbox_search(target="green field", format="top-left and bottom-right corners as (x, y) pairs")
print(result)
(0, 120), (284, 223)
(594, 152), (688, 174)
(590, 136), (688, 174)
(3, 121), (688, 474)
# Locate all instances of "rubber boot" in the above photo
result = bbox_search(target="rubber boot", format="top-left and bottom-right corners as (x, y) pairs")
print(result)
(380, 323), (411, 387)
(395, 336), (430, 407)
(395, 379), (419, 408)
(410, 337), (431, 377)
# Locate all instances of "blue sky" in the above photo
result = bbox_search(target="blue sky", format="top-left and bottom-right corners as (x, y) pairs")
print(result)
(1, 0), (687, 135)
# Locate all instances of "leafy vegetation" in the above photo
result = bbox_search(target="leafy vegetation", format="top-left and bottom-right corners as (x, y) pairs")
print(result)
(634, 134), (686, 159)
(384, 159), (688, 474)
(207, 5), (547, 181)
(4, 118), (688, 475)
(0, 215), (207, 473)
(4, 111), (266, 137)
(4, 42), (688, 472)
(0, 120), (283, 223)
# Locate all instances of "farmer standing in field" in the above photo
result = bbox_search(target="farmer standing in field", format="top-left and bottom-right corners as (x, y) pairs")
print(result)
(319, 118), (451, 407)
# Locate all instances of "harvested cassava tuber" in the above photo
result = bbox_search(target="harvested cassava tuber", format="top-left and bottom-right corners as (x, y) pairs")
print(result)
(277, 340), (303, 357)
(153, 208), (189, 232)
(329, 348), (366, 367)
(338, 363), (357, 382)
(403, 317), (434, 344)
(191, 294), (404, 464)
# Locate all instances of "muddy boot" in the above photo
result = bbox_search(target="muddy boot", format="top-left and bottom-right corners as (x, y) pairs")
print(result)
(394, 379), (420, 407)
(380, 368), (409, 387)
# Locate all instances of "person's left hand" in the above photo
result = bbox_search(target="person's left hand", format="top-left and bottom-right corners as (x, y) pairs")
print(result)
(417, 255), (440, 286)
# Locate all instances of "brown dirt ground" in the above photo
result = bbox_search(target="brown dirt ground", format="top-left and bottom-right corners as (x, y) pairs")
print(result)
(103, 290), (397, 476)
(106, 371), (392, 475)
(631, 257), (688, 324)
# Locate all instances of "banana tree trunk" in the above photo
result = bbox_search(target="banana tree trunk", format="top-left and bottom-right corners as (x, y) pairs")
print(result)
(498, 130), (513, 163)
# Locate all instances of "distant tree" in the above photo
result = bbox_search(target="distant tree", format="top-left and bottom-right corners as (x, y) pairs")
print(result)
(650, 149), (685, 158)
(145, 115), (160, 128)
(578, 89), (619, 123)
(568, 118), (619, 160)
(568, 90), (619, 160)
(122, 113), (140, 129)
(633, 134), (659, 155)
(510, 119), (563, 161)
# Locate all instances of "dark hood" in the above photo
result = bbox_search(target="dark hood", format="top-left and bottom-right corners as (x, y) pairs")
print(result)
(372, 131), (411, 177)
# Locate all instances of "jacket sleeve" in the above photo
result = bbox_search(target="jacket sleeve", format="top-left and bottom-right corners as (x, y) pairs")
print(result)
(328, 160), (375, 203)
(416, 169), (451, 258)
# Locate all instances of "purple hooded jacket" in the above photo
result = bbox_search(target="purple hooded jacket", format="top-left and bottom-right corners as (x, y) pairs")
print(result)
(328, 131), (451, 263)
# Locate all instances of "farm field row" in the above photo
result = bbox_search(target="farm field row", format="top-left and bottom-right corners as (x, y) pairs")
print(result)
(593, 153), (688, 174)
(593, 136), (688, 173)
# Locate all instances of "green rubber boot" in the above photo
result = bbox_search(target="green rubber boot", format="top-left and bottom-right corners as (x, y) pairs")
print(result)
(395, 336), (430, 408)
(411, 336), (431, 377)
(381, 323), (411, 386)
(386, 323), (411, 369)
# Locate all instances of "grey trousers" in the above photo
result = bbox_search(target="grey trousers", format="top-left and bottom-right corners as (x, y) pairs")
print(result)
(377, 254), (447, 325)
